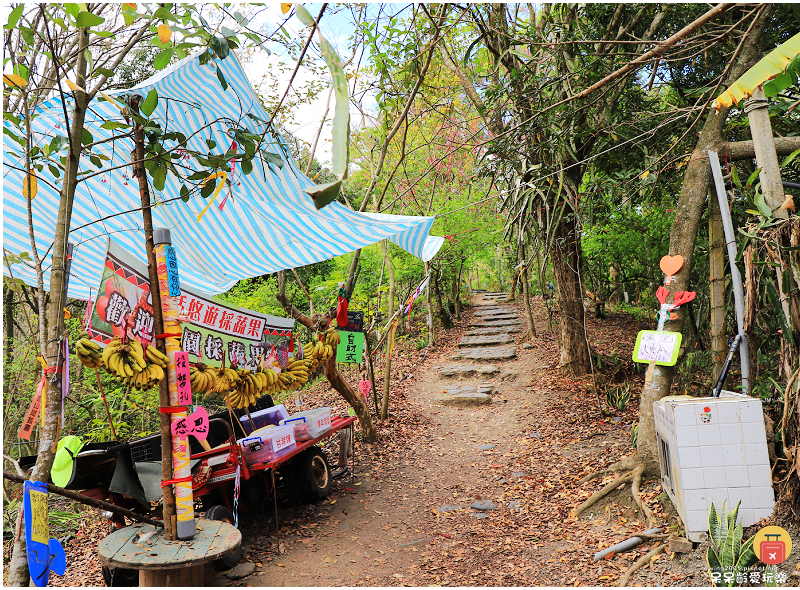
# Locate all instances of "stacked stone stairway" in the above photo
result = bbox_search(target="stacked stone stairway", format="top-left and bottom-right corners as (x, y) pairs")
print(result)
(435, 293), (520, 406)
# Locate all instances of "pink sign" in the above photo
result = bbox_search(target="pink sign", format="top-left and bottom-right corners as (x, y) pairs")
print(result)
(175, 351), (192, 405)
(171, 406), (209, 440)
(359, 380), (371, 399)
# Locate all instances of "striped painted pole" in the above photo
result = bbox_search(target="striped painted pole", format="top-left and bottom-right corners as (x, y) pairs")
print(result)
(154, 228), (196, 540)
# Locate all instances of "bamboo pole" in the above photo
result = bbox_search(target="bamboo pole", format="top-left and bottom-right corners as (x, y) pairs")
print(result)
(132, 123), (175, 540)
(153, 230), (195, 540)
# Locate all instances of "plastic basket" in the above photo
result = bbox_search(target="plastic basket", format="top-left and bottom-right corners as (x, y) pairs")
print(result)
(239, 404), (290, 435)
(238, 424), (296, 465)
(280, 407), (331, 441)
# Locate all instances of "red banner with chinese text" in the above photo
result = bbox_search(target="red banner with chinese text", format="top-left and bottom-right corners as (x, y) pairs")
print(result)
(88, 239), (294, 370)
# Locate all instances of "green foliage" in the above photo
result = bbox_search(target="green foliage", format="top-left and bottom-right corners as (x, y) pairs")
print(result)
(706, 501), (759, 587)
(630, 422), (639, 448)
(605, 382), (631, 412)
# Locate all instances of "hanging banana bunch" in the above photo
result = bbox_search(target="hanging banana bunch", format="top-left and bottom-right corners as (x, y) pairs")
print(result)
(189, 362), (218, 396)
(100, 337), (165, 390)
(212, 366), (242, 396)
(283, 357), (312, 391)
(75, 332), (103, 368)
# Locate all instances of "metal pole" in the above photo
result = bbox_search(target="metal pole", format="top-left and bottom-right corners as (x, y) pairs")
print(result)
(153, 228), (196, 539)
(708, 150), (750, 394)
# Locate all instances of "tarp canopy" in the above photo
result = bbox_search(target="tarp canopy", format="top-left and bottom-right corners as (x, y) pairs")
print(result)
(3, 51), (444, 300)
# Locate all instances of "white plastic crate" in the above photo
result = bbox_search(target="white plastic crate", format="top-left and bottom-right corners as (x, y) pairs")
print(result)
(653, 391), (773, 542)
(239, 404), (290, 435)
(280, 407), (332, 441)
(238, 424), (296, 465)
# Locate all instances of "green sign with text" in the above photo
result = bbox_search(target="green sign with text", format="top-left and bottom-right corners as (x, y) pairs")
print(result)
(336, 331), (364, 363)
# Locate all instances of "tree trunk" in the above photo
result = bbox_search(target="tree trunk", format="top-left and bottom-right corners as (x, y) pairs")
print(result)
(324, 353), (376, 442)
(519, 242), (536, 339)
(432, 269), (454, 329)
(455, 260), (464, 319)
(450, 269), (462, 320)
(424, 262), (435, 346)
(275, 290), (377, 442)
(9, 27), (90, 588)
(550, 211), (590, 375)
(133, 122), (176, 540)
(636, 6), (771, 476)
(380, 241), (395, 419)
(709, 190), (727, 381)
(609, 263), (621, 305)
(4, 286), (13, 398)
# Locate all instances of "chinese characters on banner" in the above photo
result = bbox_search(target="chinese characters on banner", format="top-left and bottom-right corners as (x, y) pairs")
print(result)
(164, 245), (181, 297)
(17, 378), (44, 440)
(174, 351), (192, 405)
(171, 406), (209, 440)
(336, 331), (364, 364)
(88, 239), (294, 369)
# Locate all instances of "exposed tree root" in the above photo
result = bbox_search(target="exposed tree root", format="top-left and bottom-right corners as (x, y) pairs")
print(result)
(617, 543), (666, 587)
(574, 467), (640, 519)
(575, 454), (656, 525)
(632, 467), (654, 527)
(578, 456), (637, 484)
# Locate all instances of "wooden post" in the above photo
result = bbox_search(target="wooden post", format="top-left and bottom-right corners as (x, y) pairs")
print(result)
(744, 88), (788, 219)
(153, 229), (196, 540)
(363, 331), (379, 416)
(709, 189), (727, 381)
(132, 124), (175, 540)
(519, 241), (536, 339)
(424, 262), (434, 346)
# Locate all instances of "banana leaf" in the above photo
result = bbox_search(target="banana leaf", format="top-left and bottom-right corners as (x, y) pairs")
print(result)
(713, 32), (800, 109)
(296, 5), (350, 210)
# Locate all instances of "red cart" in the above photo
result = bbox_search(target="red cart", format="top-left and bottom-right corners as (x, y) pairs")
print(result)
(40, 413), (357, 585)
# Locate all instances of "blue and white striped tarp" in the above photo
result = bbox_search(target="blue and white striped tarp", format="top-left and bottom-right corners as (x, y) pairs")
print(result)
(3, 50), (444, 300)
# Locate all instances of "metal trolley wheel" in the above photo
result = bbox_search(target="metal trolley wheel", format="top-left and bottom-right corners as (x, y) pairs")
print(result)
(291, 447), (332, 502)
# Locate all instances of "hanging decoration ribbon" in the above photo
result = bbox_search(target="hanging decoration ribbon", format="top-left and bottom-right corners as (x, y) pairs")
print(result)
(218, 141), (237, 212)
(18, 377), (45, 440)
(195, 171), (228, 222)
(388, 318), (399, 355)
(403, 274), (429, 330)
(233, 465), (241, 528)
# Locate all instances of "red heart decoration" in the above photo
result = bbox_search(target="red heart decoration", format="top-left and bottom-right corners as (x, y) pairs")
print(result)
(660, 255), (684, 276)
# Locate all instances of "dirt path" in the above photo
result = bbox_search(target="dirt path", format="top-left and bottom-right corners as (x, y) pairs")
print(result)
(212, 294), (685, 587)
(221, 293), (537, 586)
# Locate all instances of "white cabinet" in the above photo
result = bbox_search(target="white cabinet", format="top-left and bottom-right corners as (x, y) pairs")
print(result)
(653, 391), (773, 542)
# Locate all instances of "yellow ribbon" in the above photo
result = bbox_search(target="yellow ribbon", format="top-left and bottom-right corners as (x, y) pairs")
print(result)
(195, 171), (228, 222)
(388, 319), (398, 355)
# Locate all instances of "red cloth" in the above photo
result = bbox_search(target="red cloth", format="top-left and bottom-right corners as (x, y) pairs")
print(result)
(337, 295), (349, 328)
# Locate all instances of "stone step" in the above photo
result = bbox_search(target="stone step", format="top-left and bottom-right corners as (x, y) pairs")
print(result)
(458, 334), (514, 347)
(473, 314), (518, 321)
(475, 308), (513, 316)
(470, 320), (522, 328)
(453, 345), (516, 361)
(437, 363), (499, 378)
(466, 326), (520, 335)
(436, 384), (495, 407)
